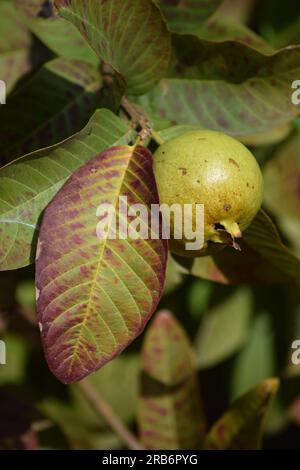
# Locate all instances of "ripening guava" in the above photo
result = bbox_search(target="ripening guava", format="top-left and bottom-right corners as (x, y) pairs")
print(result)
(154, 130), (264, 257)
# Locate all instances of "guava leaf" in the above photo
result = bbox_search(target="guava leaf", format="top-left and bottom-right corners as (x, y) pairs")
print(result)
(138, 310), (206, 450)
(158, 122), (292, 147)
(163, 255), (185, 296)
(175, 209), (300, 284)
(0, 334), (29, 386)
(195, 288), (252, 369)
(29, 16), (99, 65)
(40, 399), (121, 449)
(271, 17), (300, 49)
(158, 125), (200, 142)
(238, 123), (292, 147)
(36, 145), (167, 383)
(203, 378), (279, 450)
(134, 41), (300, 136)
(0, 58), (103, 163)
(71, 354), (139, 427)
(229, 311), (286, 435)
(230, 313), (276, 402)
(0, 1), (32, 93)
(55, 0), (171, 95)
(175, 243), (292, 285)
(160, 0), (222, 34)
(264, 134), (300, 256)
(187, 278), (212, 319)
(244, 209), (300, 281)
(197, 15), (273, 53)
(0, 109), (135, 271)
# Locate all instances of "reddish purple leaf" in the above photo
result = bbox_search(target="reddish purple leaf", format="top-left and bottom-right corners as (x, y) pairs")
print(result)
(36, 145), (167, 383)
(138, 310), (206, 449)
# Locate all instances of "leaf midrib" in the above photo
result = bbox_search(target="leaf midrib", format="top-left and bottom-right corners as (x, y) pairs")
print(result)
(67, 145), (135, 376)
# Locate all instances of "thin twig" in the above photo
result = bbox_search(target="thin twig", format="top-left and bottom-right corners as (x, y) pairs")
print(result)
(121, 97), (152, 144)
(78, 379), (144, 450)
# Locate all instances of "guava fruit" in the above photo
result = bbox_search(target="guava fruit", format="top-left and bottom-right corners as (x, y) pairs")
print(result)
(154, 130), (263, 257)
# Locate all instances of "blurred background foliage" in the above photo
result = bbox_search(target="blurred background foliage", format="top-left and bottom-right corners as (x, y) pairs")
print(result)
(1, 0), (300, 450)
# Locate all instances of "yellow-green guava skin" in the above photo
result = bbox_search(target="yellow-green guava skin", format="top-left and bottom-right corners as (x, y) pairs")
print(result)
(154, 130), (264, 257)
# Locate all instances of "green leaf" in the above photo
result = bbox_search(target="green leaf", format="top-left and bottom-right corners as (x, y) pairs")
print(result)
(203, 378), (279, 450)
(0, 1), (32, 93)
(244, 209), (300, 282)
(0, 334), (29, 385)
(270, 16), (300, 49)
(230, 313), (276, 401)
(36, 144), (167, 383)
(238, 122), (292, 147)
(160, 0), (222, 34)
(29, 16), (99, 65)
(198, 15), (273, 53)
(39, 399), (121, 449)
(229, 309), (285, 435)
(163, 255), (185, 296)
(55, 0), (171, 95)
(158, 125), (200, 142)
(71, 354), (139, 427)
(134, 41), (300, 135)
(16, 279), (36, 311)
(188, 278), (212, 319)
(176, 244), (293, 285)
(0, 57), (102, 162)
(264, 134), (300, 256)
(175, 209), (300, 284)
(195, 288), (252, 369)
(138, 310), (206, 450)
(0, 109), (135, 271)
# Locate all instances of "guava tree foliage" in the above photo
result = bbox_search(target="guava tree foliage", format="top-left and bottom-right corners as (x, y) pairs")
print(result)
(0, 0), (300, 450)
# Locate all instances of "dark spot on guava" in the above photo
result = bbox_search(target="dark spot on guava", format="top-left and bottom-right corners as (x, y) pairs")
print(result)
(178, 167), (187, 176)
(214, 222), (226, 231)
(247, 182), (249, 187)
(229, 158), (240, 169)
(224, 204), (231, 212)
(196, 180), (200, 184)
